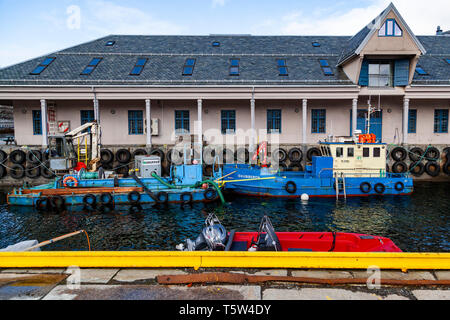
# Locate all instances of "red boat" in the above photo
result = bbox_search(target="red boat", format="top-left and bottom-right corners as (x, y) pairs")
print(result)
(176, 215), (402, 253)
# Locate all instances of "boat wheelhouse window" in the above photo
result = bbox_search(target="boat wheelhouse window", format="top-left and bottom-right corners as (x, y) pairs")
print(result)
(347, 147), (354, 157)
(336, 147), (344, 158)
(374, 147), (381, 157)
(363, 148), (370, 157)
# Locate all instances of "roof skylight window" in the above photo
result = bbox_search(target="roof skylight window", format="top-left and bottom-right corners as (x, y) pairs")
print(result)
(30, 57), (55, 75)
(81, 58), (102, 75)
(277, 59), (288, 76)
(182, 58), (196, 76)
(130, 58), (148, 76)
(445, 59), (450, 65)
(212, 41), (221, 47)
(312, 42), (321, 47)
(415, 66), (428, 75)
(105, 41), (116, 46)
(319, 59), (334, 76)
(229, 59), (240, 76)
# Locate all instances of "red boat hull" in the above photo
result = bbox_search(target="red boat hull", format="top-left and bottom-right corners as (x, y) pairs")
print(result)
(230, 232), (402, 252)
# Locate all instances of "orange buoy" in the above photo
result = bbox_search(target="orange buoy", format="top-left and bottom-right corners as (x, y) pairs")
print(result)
(63, 176), (79, 188)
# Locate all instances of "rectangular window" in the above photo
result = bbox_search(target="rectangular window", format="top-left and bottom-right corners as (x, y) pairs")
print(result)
(318, 59), (333, 76)
(374, 148), (381, 157)
(336, 147), (343, 158)
(221, 110), (236, 134)
(415, 66), (428, 75)
(363, 148), (370, 157)
(347, 147), (354, 157)
(229, 59), (240, 76)
(182, 58), (196, 76)
(267, 109), (281, 134)
(30, 57), (55, 75)
(81, 110), (95, 133)
(175, 110), (190, 134)
(408, 109), (417, 133)
(81, 58), (102, 75)
(128, 110), (144, 135)
(311, 109), (326, 133)
(32, 110), (42, 135)
(130, 58), (148, 76)
(434, 109), (449, 133)
(277, 59), (288, 76)
(368, 62), (392, 87)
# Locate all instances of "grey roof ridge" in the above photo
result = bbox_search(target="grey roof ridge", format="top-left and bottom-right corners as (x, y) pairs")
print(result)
(0, 79), (354, 83)
(53, 52), (341, 57)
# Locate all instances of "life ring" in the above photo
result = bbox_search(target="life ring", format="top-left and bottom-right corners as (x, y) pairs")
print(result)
(128, 191), (141, 203)
(360, 182), (371, 193)
(285, 181), (297, 194)
(63, 176), (79, 187)
(204, 188), (217, 201)
(180, 192), (193, 204)
(394, 182), (404, 192)
(58, 122), (69, 133)
(156, 191), (169, 204)
(374, 183), (385, 194)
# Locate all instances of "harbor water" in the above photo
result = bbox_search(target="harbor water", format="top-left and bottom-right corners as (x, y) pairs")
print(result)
(0, 181), (448, 252)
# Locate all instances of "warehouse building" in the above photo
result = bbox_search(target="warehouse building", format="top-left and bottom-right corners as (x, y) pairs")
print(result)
(0, 3), (449, 172)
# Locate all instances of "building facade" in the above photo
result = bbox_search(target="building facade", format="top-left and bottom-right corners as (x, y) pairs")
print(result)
(0, 3), (449, 154)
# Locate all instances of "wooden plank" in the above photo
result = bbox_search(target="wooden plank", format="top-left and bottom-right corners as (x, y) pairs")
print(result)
(21, 187), (144, 196)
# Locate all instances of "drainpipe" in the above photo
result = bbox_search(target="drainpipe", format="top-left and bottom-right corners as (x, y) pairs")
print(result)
(92, 86), (101, 147)
(40, 99), (48, 148)
(403, 98), (410, 145)
(250, 87), (256, 153)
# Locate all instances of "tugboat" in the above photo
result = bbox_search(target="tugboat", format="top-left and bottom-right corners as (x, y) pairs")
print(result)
(176, 214), (402, 252)
(217, 135), (413, 199)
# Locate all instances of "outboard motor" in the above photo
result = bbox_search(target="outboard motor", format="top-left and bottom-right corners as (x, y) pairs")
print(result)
(176, 213), (228, 251)
(252, 216), (282, 251)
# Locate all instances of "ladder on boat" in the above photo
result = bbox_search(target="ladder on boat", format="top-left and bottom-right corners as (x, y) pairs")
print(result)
(334, 172), (347, 200)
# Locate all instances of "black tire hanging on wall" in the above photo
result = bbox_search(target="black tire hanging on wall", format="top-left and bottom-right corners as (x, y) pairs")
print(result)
(306, 147), (322, 161)
(285, 181), (297, 194)
(150, 148), (165, 162)
(390, 147), (407, 161)
(133, 149), (148, 158)
(425, 161), (440, 177)
(278, 162), (288, 172)
(0, 150), (7, 164)
(25, 165), (41, 179)
(392, 161), (408, 174)
(100, 149), (114, 164)
(374, 183), (386, 194)
(443, 147), (450, 162)
(223, 149), (234, 164)
(409, 147), (424, 162)
(115, 149), (132, 163)
(26, 150), (42, 164)
(9, 150), (26, 164)
(409, 162), (425, 177)
(425, 147), (440, 161)
(235, 148), (249, 163)
(288, 148), (303, 162)
(272, 148), (287, 163)
(10, 164), (25, 179)
(360, 182), (371, 194)
(443, 161), (450, 176)
(0, 165), (6, 179)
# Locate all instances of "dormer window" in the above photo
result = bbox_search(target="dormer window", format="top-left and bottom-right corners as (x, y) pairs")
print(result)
(378, 19), (402, 37)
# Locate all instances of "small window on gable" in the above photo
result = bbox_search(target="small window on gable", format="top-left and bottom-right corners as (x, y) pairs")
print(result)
(378, 19), (402, 37)
(212, 41), (220, 47)
(30, 57), (55, 75)
(182, 58), (196, 76)
(105, 41), (116, 46)
(312, 42), (321, 47)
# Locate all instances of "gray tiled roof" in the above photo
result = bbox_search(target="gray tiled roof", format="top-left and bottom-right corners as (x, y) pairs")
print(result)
(0, 34), (448, 86)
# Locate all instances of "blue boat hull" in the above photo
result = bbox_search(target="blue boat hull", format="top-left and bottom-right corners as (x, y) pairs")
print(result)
(222, 164), (413, 198)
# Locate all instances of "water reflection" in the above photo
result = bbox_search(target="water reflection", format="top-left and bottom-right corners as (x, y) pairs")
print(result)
(0, 182), (449, 252)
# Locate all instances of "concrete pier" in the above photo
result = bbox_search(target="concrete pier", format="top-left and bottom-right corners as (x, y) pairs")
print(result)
(0, 268), (448, 300)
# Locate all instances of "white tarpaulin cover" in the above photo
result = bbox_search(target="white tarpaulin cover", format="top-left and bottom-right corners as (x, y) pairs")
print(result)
(0, 240), (40, 252)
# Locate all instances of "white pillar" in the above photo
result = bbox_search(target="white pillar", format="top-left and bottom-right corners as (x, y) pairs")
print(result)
(302, 99), (308, 145)
(403, 98), (410, 145)
(197, 99), (203, 143)
(352, 98), (358, 137)
(40, 99), (48, 147)
(145, 99), (152, 148)
(93, 98), (100, 123)
(249, 97), (256, 152)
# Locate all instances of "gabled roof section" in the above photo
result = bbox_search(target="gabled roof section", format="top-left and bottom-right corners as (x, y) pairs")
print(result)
(337, 2), (427, 66)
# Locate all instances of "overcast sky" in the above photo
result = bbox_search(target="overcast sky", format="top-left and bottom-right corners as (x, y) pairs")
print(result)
(0, 0), (449, 68)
